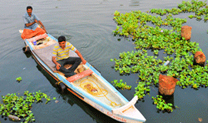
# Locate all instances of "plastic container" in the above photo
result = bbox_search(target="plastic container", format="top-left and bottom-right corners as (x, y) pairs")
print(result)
(33, 40), (37, 45)
(164, 60), (170, 66)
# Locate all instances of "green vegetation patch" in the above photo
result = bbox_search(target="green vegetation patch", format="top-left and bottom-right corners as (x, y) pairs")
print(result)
(0, 90), (56, 123)
(152, 95), (174, 112)
(111, 79), (132, 90)
(112, 0), (208, 112)
(16, 77), (22, 82)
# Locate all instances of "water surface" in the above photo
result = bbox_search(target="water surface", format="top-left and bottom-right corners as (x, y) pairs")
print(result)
(0, 0), (208, 123)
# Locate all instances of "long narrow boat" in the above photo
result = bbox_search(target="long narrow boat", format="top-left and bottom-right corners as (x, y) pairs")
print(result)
(19, 31), (146, 123)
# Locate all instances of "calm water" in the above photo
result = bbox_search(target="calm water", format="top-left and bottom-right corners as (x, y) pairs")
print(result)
(0, 0), (208, 123)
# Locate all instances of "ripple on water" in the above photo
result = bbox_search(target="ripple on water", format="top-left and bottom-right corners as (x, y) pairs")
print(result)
(0, 39), (23, 64)
(73, 23), (115, 63)
(49, 22), (115, 64)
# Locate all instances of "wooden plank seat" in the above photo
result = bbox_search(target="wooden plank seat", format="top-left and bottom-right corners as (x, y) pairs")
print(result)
(66, 69), (93, 82)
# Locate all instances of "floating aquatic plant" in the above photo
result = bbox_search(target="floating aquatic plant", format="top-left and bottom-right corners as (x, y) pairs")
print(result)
(177, 0), (208, 21)
(111, 79), (132, 90)
(111, 0), (208, 113)
(152, 95), (174, 112)
(154, 50), (159, 55)
(16, 77), (22, 82)
(0, 91), (56, 123)
(135, 82), (150, 99)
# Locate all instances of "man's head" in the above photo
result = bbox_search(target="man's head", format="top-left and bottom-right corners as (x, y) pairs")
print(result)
(58, 36), (66, 49)
(26, 6), (33, 16)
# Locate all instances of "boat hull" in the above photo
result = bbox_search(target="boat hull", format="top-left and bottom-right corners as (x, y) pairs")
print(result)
(21, 33), (146, 123)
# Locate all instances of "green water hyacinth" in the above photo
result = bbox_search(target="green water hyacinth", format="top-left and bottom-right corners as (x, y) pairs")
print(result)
(111, 79), (132, 90)
(154, 50), (159, 55)
(16, 77), (22, 82)
(179, 0), (208, 21)
(152, 95), (174, 112)
(188, 15), (196, 18)
(114, 10), (120, 16)
(135, 82), (150, 99)
(112, 0), (208, 113)
(204, 15), (208, 21)
(0, 91), (56, 123)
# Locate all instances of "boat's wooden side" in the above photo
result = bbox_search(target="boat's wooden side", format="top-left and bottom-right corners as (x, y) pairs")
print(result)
(21, 32), (146, 123)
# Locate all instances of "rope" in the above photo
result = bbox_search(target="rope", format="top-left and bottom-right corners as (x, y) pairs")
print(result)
(79, 77), (121, 107)
(54, 73), (64, 85)
(56, 81), (62, 85)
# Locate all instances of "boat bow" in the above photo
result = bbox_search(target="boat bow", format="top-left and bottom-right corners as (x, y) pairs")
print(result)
(112, 96), (146, 122)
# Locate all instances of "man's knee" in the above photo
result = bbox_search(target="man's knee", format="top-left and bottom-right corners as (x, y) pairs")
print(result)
(76, 58), (81, 63)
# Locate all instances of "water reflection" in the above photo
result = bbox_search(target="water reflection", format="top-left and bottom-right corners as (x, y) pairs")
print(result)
(159, 91), (174, 106)
(130, 0), (140, 6)
(22, 48), (32, 58)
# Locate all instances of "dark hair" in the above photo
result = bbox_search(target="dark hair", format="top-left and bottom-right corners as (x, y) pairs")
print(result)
(26, 6), (33, 10)
(58, 36), (66, 42)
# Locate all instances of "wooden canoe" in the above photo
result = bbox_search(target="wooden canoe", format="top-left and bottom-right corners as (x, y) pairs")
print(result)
(19, 31), (146, 123)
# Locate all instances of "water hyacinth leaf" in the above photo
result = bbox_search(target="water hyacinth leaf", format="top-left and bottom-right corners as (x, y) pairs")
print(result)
(16, 77), (22, 82)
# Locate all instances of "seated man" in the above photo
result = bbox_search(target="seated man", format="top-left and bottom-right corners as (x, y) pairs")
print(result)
(21, 6), (46, 39)
(52, 36), (87, 77)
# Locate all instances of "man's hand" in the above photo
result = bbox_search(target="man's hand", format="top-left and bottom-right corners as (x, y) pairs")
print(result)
(56, 63), (61, 70)
(37, 20), (47, 33)
(25, 19), (37, 27)
(34, 19), (38, 23)
(75, 50), (87, 64)
(42, 26), (47, 33)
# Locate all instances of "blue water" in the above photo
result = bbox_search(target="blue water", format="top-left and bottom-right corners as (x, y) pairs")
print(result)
(0, 0), (208, 123)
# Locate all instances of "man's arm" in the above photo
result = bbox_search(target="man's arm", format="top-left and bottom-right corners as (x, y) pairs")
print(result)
(25, 19), (37, 27)
(52, 56), (61, 70)
(75, 50), (87, 64)
(38, 20), (46, 32)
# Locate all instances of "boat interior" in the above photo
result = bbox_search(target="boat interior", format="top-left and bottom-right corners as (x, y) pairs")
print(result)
(30, 35), (127, 108)
(72, 66), (127, 108)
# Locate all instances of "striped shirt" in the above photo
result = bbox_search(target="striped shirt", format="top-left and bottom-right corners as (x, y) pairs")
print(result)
(52, 42), (77, 61)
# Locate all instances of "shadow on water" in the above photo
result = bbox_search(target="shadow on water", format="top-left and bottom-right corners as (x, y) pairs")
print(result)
(158, 92), (175, 106)
(158, 91), (176, 111)
(36, 63), (121, 123)
(22, 47), (32, 58)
